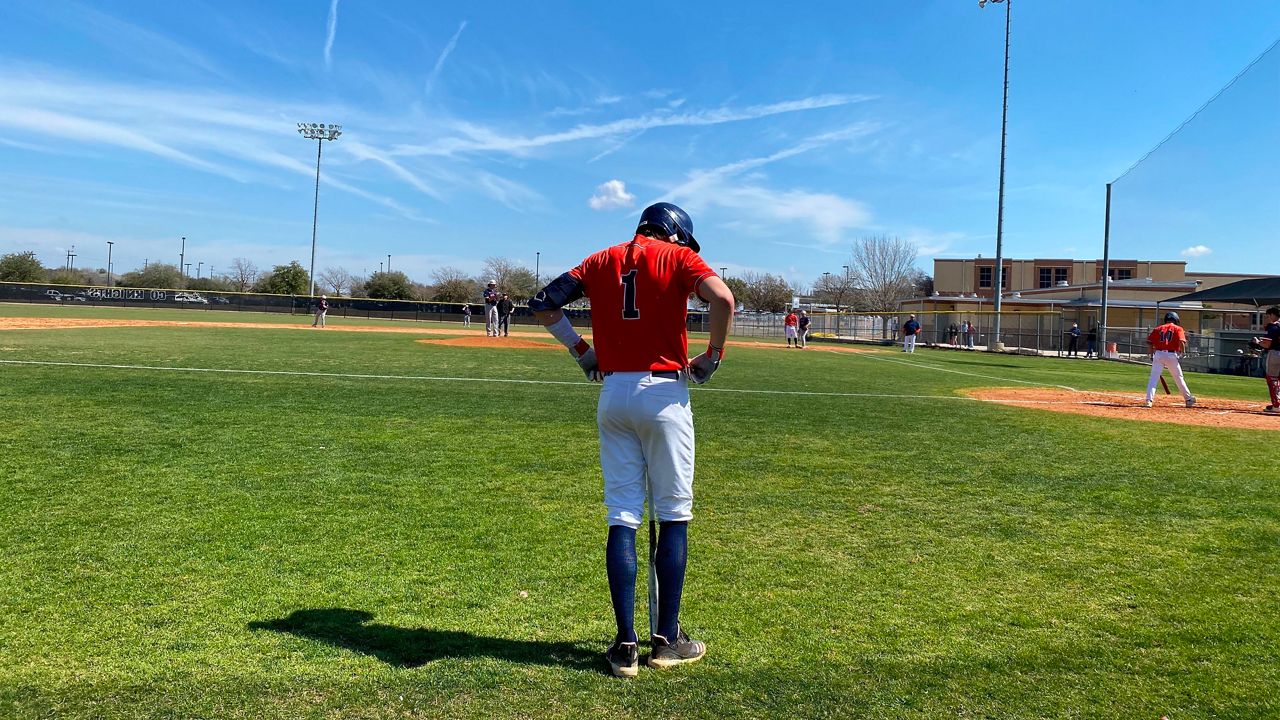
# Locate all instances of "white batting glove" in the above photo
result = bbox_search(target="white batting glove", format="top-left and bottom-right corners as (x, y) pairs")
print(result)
(688, 343), (724, 385)
(570, 342), (604, 382)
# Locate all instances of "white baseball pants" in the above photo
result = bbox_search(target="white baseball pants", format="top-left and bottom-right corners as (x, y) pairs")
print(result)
(597, 372), (694, 529)
(486, 304), (499, 335)
(903, 334), (917, 352)
(1146, 350), (1192, 402)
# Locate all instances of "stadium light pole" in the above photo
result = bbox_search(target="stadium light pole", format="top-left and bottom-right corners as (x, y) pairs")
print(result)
(197, 261), (203, 279)
(106, 241), (114, 286)
(179, 236), (186, 277)
(296, 122), (343, 299)
(980, 0), (1011, 351)
(387, 254), (391, 274)
(185, 263), (192, 278)
(536, 252), (541, 286)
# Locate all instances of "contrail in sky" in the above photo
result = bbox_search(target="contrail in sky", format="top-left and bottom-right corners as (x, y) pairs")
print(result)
(426, 21), (468, 94)
(324, 0), (339, 69)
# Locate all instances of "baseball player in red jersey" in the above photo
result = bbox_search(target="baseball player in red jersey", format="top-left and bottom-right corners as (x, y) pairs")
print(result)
(528, 202), (734, 678)
(1144, 311), (1196, 408)
(784, 310), (799, 348)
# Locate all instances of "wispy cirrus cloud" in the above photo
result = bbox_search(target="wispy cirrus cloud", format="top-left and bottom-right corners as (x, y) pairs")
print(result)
(391, 94), (875, 158)
(659, 124), (880, 245)
(425, 21), (468, 95)
(324, 0), (340, 69)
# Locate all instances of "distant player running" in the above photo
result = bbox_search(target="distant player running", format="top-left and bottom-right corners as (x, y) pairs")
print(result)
(1144, 311), (1195, 408)
(529, 202), (734, 678)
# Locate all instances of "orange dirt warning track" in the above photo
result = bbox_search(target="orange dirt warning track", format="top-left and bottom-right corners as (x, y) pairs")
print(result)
(967, 387), (1278, 431)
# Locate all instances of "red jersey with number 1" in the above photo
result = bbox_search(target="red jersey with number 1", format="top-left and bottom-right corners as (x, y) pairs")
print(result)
(570, 234), (717, 372)
(1147, 322), (1185, 352)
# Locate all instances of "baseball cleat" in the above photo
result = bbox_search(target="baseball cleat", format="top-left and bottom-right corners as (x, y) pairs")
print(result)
(1264, 406), (1279, 414)
(605, 641), (639, 678)
(1141, 400), (1153, 408)
(648, 626), (706, 669)
(1185, 396), (1196, 408)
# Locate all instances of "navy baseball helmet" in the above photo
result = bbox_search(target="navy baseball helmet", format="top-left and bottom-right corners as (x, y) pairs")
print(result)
(1164, 311), (1180, 324)
(636, 202), (699, 253)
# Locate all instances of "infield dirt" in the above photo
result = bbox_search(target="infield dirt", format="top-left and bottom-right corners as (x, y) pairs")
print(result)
(967, 387), (1277, 431)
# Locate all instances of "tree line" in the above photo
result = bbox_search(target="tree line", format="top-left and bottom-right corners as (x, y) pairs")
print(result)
(0, 235), (931, 309)
(0, 252), (544, 304)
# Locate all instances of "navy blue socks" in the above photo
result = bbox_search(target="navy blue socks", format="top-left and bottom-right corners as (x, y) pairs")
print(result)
(656, 521), (688, 639)
(605, 525), (638, 644)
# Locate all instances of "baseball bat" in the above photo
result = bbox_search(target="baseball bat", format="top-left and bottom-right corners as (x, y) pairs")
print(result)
(645, 473), (658, 639)
(1160, 376), (1171, 395)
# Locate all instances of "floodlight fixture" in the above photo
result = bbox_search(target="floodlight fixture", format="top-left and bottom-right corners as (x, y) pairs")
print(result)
(296, 120), (343, 297)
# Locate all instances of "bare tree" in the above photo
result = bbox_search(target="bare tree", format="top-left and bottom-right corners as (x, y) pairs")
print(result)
(317, 266), (355, 296)
(229, 258), (259, 292)
(430, 266), (477, 303)
(813, 271), (858, 313)
(739, 271), (794, 313)
(482, 257), (538, 299)
(848, 234), (919, 336)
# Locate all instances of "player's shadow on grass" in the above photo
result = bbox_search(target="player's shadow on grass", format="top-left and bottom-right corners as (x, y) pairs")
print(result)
(249, 608), (599, 671)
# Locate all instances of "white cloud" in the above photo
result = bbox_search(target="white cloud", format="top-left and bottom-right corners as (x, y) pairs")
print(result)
(391, 94), (875, 158)
(588, 180), (635, 210)
(425, 21), (468, 95)
(1181, 244), (1212, 258)
(324, 0), (339, 69)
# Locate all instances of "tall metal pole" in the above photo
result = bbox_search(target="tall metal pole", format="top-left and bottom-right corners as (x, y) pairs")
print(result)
(197, 261), (203, 279)
(106, 241), (114, 286)
(1099, 182), (1112, 358)
(536, 252), (541, 286)
(387, 254), (391, 274)
(179, 237), (186, 277)
(990, 0), (1011, 351)
(309, 137), (323, 298)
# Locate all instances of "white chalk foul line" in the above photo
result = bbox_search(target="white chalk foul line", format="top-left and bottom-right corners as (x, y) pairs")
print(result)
(0, 359), (972, 401)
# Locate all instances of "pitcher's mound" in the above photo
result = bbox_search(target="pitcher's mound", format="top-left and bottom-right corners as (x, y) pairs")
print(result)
(965, 387), (1277, 431)
(416, 336), (557, 350)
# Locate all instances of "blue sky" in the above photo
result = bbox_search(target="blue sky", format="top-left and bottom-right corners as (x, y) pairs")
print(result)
(1, 0), (1277, 287)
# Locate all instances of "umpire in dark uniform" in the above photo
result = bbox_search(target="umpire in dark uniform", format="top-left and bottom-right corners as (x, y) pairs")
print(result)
(497, 293), (515, 337)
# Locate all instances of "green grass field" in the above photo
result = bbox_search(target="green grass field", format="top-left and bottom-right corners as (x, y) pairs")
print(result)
(1, 304), (1276, 719)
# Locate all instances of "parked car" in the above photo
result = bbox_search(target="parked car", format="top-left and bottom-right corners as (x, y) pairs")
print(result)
(174, 292), (208, 304)
(210, 296), (231, 304)
(44, 289), (65, 301)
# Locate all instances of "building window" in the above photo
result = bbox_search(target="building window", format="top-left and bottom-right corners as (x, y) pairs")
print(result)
(1039, 268), (1052, 288)
(979, 267), (992, 288)
(1054, 268), (1068, 285)
(1109, 268), (1134, 280)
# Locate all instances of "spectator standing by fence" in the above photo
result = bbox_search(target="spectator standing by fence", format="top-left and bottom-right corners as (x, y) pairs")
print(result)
(1067, 322), (1081, 356)
(312, 295), (328, 328)
(963, 320), (975, 349)
(1086, 325), (1097, 358)
(902, 315), (921, 353)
